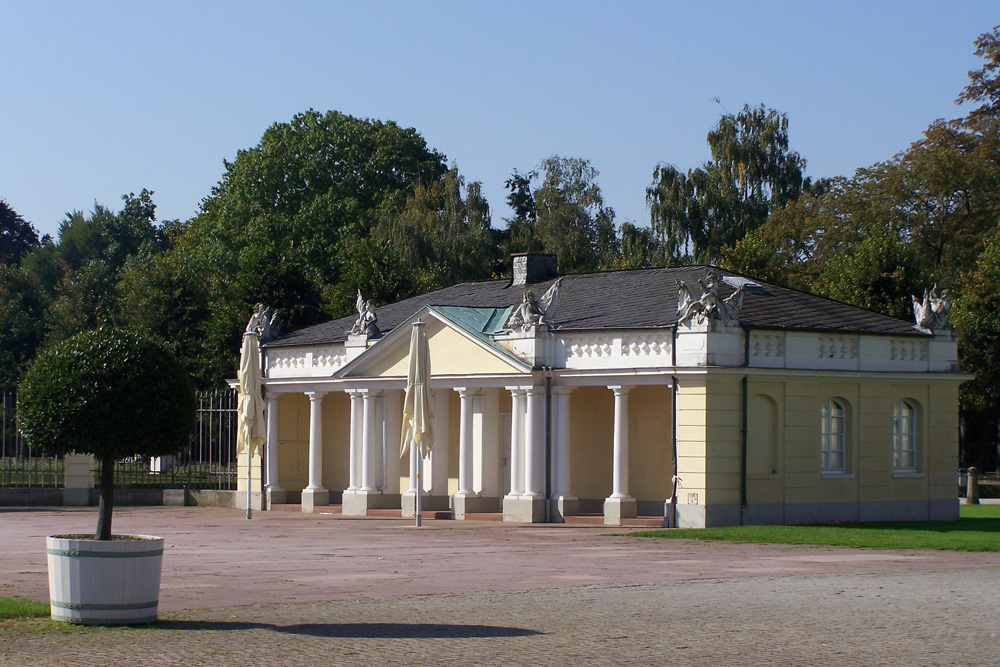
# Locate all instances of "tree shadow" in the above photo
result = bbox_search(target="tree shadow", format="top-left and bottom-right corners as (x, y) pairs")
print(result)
(156, 620), (541, 638)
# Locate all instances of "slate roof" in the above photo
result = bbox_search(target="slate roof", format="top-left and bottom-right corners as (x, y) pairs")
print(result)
(266, 265), (925, 348)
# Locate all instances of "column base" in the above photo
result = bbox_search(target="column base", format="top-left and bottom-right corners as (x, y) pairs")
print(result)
(236, 491), (266, 511)
(342, 489), (401, 516)
(401, 492), (450, 517)
(503, 495), (547, 523)
(266, 487), (287, 510)
(453, 493), (500, 519)
(301, 487), (330, 513)
(550, 494), (579, 523)
(603, 495), (637, 525)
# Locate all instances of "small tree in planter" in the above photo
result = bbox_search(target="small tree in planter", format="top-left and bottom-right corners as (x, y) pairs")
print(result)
(18, 328), (195, 623)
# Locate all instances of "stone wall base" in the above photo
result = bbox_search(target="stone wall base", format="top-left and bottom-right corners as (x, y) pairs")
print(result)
(342, 490), (401, 516)
(454, 494), (501, 519)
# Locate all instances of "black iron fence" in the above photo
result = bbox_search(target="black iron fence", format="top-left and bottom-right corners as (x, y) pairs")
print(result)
(1, 388), (239, 491)
(1, 389), (62, 488)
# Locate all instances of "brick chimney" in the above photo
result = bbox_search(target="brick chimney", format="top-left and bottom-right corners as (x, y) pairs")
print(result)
(511, 253), (558, 286)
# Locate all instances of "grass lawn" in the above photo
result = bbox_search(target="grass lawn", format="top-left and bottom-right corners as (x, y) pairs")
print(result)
(0, 597), (49, 620)
(632, 504), (1000, 551)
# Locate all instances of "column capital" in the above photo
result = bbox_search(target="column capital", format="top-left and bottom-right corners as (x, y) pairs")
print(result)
(305, 390), (327, 401)
(454, 387), (482, 398)
(359, 388), (383, 398)
(524, 385), (545, 398)
(551, 385), (575, 397)
(607, 385), (633, 396)
(505, 385), (530, 396)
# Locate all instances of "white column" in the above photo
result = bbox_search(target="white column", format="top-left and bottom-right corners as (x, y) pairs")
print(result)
(523, 386), (545, 497)
(375, 394), (386, 491)
(382, 390), (402, 494)
(609, 385), (632, 498)
(456, 388), (476, 497)
(347, 390), (362, 491)
(505, 388), (526, 497)
(265, 393), (281, 491)
(430, 388), (450, 495)
(552, 386), (573, 500)
(360, 390), (378, 492)
(305, 391), (326, 491)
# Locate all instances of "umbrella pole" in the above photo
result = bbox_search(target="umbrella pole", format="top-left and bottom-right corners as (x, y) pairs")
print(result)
(413, 442), (422, 527)
(246, 445), (252, 520)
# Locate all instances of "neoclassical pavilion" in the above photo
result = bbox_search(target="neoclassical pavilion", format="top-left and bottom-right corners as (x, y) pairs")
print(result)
(241, 254), (965, 527)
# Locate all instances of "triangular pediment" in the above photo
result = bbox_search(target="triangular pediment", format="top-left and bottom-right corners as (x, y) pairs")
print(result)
(336, 306), (530, 379)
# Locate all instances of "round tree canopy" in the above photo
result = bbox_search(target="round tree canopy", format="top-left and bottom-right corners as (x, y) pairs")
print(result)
(18, 328), (195, 460)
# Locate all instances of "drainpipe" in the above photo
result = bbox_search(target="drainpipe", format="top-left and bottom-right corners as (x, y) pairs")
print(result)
(669, 325), (679, 528)
(740, 326), (750, 525)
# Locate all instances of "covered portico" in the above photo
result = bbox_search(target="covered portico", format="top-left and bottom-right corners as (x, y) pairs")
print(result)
(258, 303), (674, 525)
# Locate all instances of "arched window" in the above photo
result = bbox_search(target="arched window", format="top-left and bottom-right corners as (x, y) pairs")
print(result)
(893, 400), (917, 472)
(821, 399), (846, 473)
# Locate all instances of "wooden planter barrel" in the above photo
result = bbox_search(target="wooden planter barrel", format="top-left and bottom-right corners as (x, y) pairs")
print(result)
(46, 535), (165, 624)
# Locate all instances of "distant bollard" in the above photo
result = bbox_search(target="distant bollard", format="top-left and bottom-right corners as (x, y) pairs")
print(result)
(964, 467), (980, 505)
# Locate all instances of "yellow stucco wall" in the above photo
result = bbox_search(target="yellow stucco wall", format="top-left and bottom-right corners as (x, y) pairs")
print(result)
(277, 392), (309, 491)
(274, 391), (351, 492)
(689, 373), (960, 511)
(628, 385), (672, 503)
(321, 392), (351, 493)
(676, 377), (708, 504)
(354, 318), (522, 378)
(569, 386), (613, 500)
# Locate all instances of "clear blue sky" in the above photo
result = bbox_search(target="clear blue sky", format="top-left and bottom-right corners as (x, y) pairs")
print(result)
(2, 2), (995, 240)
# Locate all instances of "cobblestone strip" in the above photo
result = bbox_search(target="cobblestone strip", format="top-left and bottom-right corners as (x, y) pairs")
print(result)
(4, 567), (999, 666)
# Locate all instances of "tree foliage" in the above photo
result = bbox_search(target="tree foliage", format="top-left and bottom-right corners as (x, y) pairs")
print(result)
(0, 200), (40, 267)
(18, 329), (195, 538)
(500, 157), (619, 273)
(648, 104), (806, 263)
(180, 110), (450, 375)
(0, 266), (45, 388)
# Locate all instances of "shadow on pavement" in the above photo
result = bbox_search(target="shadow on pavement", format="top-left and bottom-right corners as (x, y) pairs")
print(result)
(157, 620), (541, 638)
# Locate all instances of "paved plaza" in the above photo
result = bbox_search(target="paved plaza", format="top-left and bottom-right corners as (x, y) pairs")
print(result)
(2, 506), (999, 665)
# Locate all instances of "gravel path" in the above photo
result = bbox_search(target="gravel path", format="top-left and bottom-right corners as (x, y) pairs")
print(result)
(2, 506), (998, 665)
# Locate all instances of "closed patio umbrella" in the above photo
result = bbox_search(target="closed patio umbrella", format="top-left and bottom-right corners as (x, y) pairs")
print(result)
(237, 331), (266, 519)
(400, 321), (433, 526)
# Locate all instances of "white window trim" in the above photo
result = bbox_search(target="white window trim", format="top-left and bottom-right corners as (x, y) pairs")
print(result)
(892, 400), (918, 474)
(821, 399), (847, 474)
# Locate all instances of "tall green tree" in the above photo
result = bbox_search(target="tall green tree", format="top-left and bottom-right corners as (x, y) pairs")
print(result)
(500, 157), (618, 273)
(953, 229), (1000, 469)
(0, 266), (45, 388)
(0, 200), (40, 267)
(647, 104), (807, 263)
(189, 110), (448, 333)
(816, 225), (925, 320)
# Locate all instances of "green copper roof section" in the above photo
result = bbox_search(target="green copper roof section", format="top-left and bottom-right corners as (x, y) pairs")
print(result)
(431, 306), (514, 336)
(426, 305), (530, 370)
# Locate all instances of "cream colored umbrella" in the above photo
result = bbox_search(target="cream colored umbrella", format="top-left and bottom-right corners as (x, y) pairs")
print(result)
(400, 321), (433, 526)
(237, 331), (266, 519)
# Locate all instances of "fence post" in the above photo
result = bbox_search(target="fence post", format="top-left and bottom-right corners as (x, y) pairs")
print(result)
(63, 453), (95, 505)
(964, 467), (980, 505)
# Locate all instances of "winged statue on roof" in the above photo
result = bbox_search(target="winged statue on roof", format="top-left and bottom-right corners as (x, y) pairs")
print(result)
(506, 278), (562, 333)
(676, 270), (744, 327)
(350, 290), (380, 338)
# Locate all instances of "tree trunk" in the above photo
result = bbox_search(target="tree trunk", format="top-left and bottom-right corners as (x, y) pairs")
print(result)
(96, 455), (115, 540)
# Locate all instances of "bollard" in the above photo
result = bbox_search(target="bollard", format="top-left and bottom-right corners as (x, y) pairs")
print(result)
(964, 467), (980, 505)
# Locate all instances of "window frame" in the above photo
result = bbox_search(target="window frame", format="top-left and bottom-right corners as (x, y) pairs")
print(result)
(893, 400), (918, 474)
(820, 398), (848, 475)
